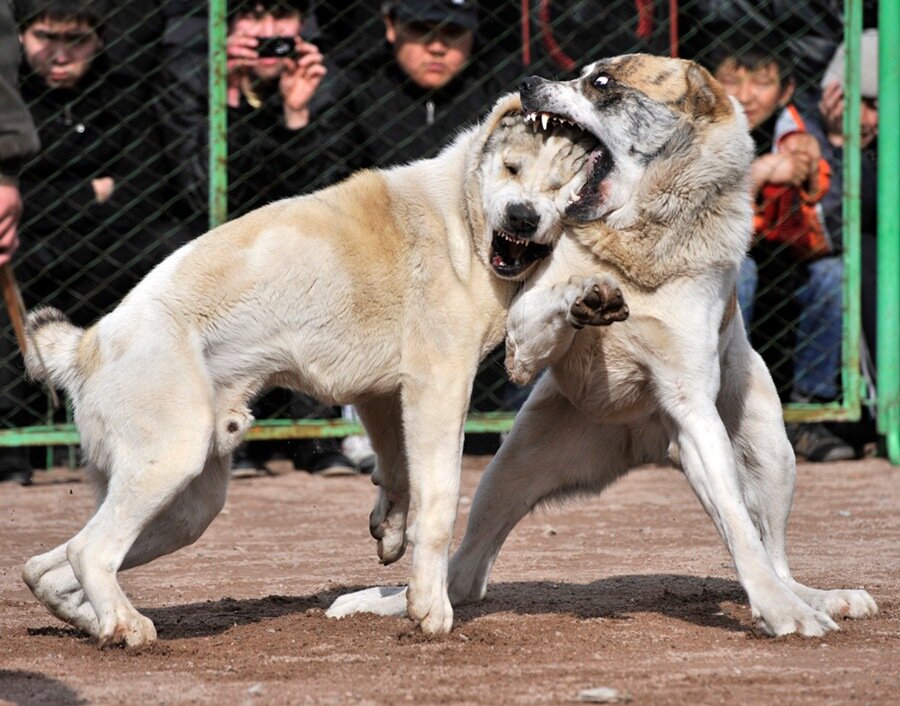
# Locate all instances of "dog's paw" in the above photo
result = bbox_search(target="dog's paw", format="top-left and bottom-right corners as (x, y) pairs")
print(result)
(98, 612), (157, 648)
(408, 587), (453, 636)
(369, 490), (409, 565)
(566, 275), (629, 329)
(794, 587), (879, 620)
(752, 596), (839, 637)
(326, 586), (409, 619)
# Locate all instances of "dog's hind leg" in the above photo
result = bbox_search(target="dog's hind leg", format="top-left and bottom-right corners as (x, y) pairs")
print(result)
(23, 543), (101, 637)
(120, 452), (231, 570)
(449, 375), (631, 607)
(64, 416), (217, 648)
(725, 350), (878, 621)
(355, 394), (410, 564)
(23, 468), (115, 637)
(659, 333), (841, 637)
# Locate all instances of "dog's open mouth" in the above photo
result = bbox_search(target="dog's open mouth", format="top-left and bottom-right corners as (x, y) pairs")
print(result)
(524, 110), (612, 220)
(490, 229), (552, 279)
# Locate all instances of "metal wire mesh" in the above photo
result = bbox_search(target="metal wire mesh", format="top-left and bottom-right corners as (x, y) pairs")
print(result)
(1, 0), (866, 458)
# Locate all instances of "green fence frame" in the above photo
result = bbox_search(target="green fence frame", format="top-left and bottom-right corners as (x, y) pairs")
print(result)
(2, 0), (897, 458)
(876, 0), (900, 462)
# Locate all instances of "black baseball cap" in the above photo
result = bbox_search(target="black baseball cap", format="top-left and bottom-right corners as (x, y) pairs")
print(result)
(389, 0), (478, 31)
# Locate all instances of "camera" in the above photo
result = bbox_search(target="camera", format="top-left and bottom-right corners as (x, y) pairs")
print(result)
(256, 36), (296, 58)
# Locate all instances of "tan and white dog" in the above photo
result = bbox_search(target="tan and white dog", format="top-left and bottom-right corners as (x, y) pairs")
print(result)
(330, 55), (878, 637)
(20, 93), (621, 645)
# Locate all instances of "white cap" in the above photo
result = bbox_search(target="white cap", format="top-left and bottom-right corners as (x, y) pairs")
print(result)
(821, 29), (878, 99)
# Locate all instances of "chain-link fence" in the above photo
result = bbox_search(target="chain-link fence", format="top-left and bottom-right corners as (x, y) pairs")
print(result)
(1, 0), (887, 465)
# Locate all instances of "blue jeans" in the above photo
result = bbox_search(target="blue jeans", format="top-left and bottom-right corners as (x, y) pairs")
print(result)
(736, 254), (758, 331)
(793, 255), (843, 400)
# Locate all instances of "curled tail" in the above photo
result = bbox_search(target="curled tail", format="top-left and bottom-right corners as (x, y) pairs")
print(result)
(24, 306), (85, 392)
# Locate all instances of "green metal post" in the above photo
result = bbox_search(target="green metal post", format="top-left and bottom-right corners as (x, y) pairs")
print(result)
(877, 0), (900, 462)
(840, 0), (862, 424)
(208, 0), (228, 229)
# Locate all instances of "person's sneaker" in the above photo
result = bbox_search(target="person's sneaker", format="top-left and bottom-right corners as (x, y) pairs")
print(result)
(342, 434), (376, 474)
(306, 451), (359, 476)
(786, 422), (856, 462)
(0, 448), (33, 486)
(291, 440), (359, 476)
(230, 447), (268, 478)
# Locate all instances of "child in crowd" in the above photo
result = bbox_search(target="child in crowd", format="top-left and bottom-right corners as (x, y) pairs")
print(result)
(711, 39), (855, 462)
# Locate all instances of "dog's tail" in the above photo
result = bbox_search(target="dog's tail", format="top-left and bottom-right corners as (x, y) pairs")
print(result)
(24, 306), (85, 390)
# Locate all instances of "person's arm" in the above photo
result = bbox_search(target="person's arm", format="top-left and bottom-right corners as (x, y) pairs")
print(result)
(0, 2), (40, 265)
(280, 40), (327, 129)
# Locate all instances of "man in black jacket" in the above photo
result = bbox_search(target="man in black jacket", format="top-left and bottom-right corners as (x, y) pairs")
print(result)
(0, 0), (183, 481)
(222, 0), (356, 218)
(347, 0), (519, 169)
(0, 0), (39, 484)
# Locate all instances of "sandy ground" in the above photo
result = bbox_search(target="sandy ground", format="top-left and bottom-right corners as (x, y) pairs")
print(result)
(0, 455), (896, 705)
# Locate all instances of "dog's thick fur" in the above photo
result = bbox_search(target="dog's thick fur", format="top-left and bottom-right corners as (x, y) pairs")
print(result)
(329, 54), (878, 636)
(20, 93), (601, 645)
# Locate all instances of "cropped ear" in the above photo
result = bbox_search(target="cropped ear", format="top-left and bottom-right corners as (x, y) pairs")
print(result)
(680, 64), (734, 121)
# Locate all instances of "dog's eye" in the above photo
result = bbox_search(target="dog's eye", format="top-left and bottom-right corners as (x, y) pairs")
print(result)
(593, 74), (611, 88)
(504, 162), (520, 176)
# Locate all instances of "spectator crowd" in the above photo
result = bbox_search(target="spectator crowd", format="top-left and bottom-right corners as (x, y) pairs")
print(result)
(0, 0), (884, 483)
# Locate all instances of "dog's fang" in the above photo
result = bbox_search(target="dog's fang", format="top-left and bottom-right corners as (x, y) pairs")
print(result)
(541, 113), (549, 130)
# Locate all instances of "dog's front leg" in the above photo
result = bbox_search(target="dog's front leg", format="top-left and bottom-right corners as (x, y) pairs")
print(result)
(506, 274), (627, 385)
(401, 366), (472, 636)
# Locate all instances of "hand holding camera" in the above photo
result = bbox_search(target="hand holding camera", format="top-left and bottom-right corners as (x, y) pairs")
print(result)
(280, 40), (327, 127)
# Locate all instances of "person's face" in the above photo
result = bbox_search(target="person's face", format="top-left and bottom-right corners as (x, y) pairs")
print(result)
(715, 60), (793, 130)
(385, 18), (474, 89)
(20, 18), (102, 89)
(232, 12), (302, 82)
(860, 97), (878, 149)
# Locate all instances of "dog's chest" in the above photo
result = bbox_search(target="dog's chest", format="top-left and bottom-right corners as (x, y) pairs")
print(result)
(553, 325), (656, 422)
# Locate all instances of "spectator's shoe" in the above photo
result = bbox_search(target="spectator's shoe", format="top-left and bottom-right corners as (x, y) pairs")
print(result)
(230, 447), (269, 478)
(0, 448), (33, 486)
(306, 451), (359, 477)
(291, 440), (359, 476)
(786, 422), (856, 463)
(342, 434), (376, 474)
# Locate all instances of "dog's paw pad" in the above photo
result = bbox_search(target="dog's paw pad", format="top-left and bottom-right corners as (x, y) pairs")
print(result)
(569, 278), (629, 329)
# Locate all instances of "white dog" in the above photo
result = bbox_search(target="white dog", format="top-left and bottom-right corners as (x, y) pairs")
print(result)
(20, 93), (612, 645)
(330, 55), (878, 637)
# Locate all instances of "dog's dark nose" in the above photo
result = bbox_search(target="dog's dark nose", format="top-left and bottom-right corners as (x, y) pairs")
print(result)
(506, 202), (540, 236)
(520, 75), (543, 97)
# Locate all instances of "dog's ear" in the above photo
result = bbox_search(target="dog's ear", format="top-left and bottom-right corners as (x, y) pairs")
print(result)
(679, 64), (733, 121)
(486, 92), (523, 130)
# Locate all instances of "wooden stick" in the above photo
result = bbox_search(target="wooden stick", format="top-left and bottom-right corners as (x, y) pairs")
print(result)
(0, 262), (59, 408)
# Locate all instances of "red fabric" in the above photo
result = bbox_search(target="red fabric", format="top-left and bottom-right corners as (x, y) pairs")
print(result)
(753, 106), (832, 260)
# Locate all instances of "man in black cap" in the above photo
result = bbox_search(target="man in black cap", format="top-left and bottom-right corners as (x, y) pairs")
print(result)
(345, 0), (518, 168)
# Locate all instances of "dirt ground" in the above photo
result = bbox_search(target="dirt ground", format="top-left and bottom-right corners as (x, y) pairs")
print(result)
(0, 454), (896, 705)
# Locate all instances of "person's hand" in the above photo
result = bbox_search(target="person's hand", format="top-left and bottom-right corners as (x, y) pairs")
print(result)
(818, 81), (844, 144)
(0, 179), (23, 266)
(751, 151), (812, 189)
(226, 22), (260, 107)
(781, 132), (822, 192)
(280, 40), (327, 129)
(92, 176), (115, 203)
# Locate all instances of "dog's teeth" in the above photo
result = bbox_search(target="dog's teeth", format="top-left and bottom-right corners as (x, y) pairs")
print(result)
(540, 113), (549, 130)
